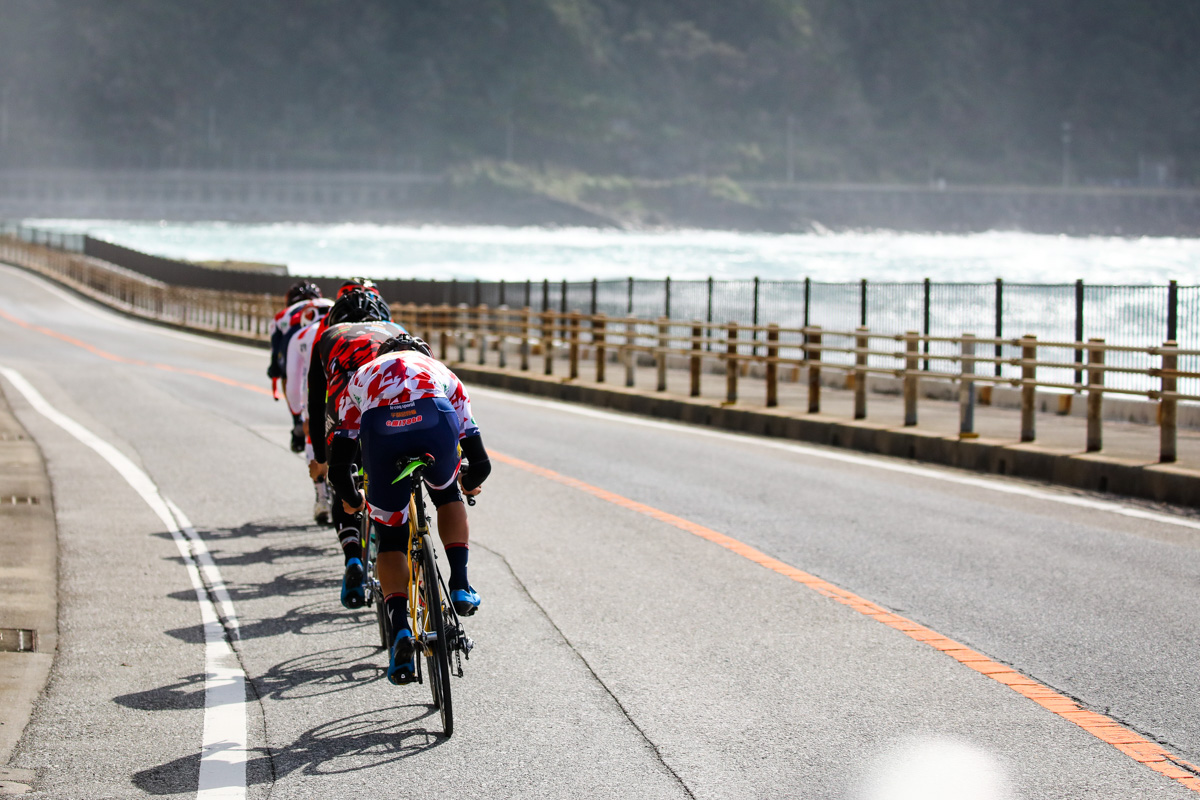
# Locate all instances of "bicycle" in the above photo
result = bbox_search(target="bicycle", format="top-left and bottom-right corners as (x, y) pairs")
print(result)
(360, 452), (474, 737)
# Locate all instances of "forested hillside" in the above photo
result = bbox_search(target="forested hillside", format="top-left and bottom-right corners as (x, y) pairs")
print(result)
(2, 0), (1197, 187)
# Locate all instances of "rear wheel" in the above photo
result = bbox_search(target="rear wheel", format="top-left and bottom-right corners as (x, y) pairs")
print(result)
(420, 534), (453, 737)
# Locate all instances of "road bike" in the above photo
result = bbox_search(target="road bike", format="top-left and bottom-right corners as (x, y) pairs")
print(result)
(361, 453), (474, 737)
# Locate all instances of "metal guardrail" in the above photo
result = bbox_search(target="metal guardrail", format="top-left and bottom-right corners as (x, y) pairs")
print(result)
(3, 233), (1195, 463)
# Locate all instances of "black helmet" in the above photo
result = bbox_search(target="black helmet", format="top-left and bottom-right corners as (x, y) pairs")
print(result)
(377, 333), (432, 358)
(325, 287), (391, 326)
(286, 280), (322, 305)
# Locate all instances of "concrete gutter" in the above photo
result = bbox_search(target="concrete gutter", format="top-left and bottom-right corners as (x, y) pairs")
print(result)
(452, 362), (1200, 509)
(0, 385), (55, 794)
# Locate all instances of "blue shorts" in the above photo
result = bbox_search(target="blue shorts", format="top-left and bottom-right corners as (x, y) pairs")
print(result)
(360, 397), (461, 527)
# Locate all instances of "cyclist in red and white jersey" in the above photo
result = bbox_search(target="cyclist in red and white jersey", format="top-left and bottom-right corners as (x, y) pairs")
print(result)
(306, 287), (407, 610)
(268, 281), (330, 451)
(284, 301), (333, 524)
(334, 333), (490, 684)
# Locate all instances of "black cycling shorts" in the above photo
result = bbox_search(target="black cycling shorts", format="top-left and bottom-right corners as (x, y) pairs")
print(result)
(360, 396), (461, 527)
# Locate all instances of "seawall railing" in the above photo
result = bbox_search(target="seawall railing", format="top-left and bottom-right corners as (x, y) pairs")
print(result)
(3, 232), (1197, 465)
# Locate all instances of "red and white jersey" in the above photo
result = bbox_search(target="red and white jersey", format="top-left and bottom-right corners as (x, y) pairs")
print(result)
(284, 319), (322, 418)
(343, 351), (479, 441)
(278, 298), (332, 336)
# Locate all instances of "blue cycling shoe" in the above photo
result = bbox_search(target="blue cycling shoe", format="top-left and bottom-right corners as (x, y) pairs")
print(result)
(387, 629), (416, 685)
(340, 558), (365, 609)
(450, 586), (481, 616)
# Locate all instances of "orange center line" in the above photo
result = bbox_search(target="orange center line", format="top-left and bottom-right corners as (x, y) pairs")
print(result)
(491, 449), (1200, 792)
(0, 308), (273, 397)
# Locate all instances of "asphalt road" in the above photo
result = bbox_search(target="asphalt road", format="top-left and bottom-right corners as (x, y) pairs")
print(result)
(2, 262), (1199, 799)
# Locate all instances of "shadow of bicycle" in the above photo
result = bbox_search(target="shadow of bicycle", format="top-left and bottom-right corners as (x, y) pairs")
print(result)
(130, 706), (444, 795)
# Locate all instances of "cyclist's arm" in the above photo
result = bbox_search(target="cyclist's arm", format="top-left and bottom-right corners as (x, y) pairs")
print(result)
(267, 325), (285, 379)
(327, 436), (360, 506)
(459, 434), (490, 493)
(307, 352), (328, 463)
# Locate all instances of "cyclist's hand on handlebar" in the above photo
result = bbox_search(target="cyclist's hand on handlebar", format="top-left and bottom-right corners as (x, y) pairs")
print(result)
(309, 461), (327, 481)
(342, 492), (365, 515)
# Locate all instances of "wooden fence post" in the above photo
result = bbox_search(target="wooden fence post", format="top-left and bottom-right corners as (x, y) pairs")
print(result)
(1086, 338), (1104, 452)
(569, 311), (581, 380)
(662, 321), (672, 393)
(806, 326), (822, 413)
(625, 320), (636, 387)
(520, 308), (530, 372)
(1160, 340), (1178, 463)
(854, 326), (868, 420)
(457, 305), (468, 363)
(903, 331), (919, 426)
(959, 334), (977, 436)
(543, 311), (555, 376)
(478, 305), (489, 366)
(690, 322), (702, 397)
(726, 322), (738, 403)
(1020, 335), (1037, 442)
(497, 307), (507, 369)
(594, 314), (607, 383)
(766, 324), (780, 408)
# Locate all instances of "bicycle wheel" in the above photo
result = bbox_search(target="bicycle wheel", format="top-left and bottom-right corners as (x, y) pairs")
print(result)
(420, 533), (453, 737)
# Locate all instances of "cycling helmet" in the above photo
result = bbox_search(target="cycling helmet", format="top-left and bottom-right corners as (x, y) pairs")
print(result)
(337, 277), (379, 298)
(377, 333), (433, 358)
(326, 287), (391, 326)
(286, 280), (322, 305)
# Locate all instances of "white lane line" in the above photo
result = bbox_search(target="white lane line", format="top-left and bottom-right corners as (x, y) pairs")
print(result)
(474, 386), (1200, 532)
(0, 366), (248, 800)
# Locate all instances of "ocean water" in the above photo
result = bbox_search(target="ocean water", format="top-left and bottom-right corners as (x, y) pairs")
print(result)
(27, 219), (1200, 285)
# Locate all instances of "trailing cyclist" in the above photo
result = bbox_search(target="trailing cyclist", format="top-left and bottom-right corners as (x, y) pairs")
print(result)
(306, 286), (407, 611)
(333, 332), (491, 685)
(268, 280), (330, 451)
(284, 300), (334, 524)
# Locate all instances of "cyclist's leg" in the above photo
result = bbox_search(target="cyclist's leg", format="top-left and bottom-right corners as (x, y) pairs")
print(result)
(328, 436), (365, 608)
(419, 402), (478, 614)
(373, 520), (418, 683)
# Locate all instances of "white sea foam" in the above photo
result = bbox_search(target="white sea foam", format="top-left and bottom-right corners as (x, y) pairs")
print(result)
(26, 219), (1200, 285)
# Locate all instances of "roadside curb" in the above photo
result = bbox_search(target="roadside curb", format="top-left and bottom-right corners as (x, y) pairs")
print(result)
(451, 363), (1200, 509)
(0, 380), (57, 775)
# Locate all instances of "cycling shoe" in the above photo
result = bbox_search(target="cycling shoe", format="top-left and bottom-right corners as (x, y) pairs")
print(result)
(341, 558), (365, 609)
(387, 629), (416, 685)
(450, 586), (481, 616)
(313, 481), (330, 525)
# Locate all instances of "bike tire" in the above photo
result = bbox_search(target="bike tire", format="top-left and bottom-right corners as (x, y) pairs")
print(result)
(420, 533), (453, 737)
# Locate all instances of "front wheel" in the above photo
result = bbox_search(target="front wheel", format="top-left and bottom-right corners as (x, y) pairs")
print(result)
(420, 534), (453, 737)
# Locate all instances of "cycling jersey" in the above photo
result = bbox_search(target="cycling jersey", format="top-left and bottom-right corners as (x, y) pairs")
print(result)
(307, 320), (407, 463)
(344, 350), (480, 442)
(284, 319), (322, 419)
(268, 298), (332, 379)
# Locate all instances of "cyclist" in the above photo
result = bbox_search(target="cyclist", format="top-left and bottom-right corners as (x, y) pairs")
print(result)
(284, 300), (334, 524)
(306, 286), (407, 610)
(333, 332), (491, 685)
(268, 280), (328, 451)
